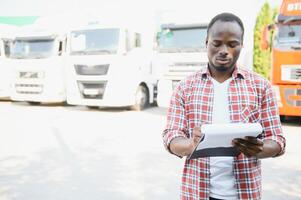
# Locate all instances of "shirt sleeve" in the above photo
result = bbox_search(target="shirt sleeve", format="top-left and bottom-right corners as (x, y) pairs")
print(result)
(259, 81), (286, 156)
(162, 81), (189, 155)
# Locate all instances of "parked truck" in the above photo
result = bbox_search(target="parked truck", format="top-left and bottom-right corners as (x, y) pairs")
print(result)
(262, 0), (301, 116)
(65, 21), (156, 110)
(153, 22), (208, 107)
(0, 24), (16, 100)
(153, 11), (254, 107)
(7, 24), (67, 104)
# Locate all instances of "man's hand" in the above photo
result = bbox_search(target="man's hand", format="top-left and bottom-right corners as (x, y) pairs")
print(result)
(170, 127), (203, 157)
(232, 136), (264, 157)
(191, 127), (203, 151)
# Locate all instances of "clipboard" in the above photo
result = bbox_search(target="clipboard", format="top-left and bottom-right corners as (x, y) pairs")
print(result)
(188, 123), (263, 159)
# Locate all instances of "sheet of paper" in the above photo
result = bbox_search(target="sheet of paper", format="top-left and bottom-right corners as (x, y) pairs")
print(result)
(196, 123), (262, 150)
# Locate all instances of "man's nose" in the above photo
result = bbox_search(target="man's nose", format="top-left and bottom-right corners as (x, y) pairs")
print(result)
(219, 45), (229, 56)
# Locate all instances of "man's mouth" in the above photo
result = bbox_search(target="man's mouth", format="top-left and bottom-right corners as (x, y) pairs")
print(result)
(216, 58), (231, 65)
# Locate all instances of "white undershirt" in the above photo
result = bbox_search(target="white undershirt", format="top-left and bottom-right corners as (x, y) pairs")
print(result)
(210, 78), (237, 200)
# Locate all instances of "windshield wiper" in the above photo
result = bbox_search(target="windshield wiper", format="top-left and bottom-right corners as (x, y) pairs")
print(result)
(283, 17), (297, 25)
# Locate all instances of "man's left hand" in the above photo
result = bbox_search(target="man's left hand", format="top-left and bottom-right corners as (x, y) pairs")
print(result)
(232, 136), (264, 157)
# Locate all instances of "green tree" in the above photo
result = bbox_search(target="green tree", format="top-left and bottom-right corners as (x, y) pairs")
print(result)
(253, 2), (277, 79)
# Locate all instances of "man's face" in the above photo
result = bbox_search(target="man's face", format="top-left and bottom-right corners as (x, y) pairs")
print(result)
(206, 20), (243, 72)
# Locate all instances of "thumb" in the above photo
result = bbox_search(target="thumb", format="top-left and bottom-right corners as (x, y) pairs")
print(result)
(193, 127), (202, 138)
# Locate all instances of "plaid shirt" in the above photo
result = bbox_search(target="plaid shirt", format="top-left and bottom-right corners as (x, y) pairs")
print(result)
(163, 66), (286, 200)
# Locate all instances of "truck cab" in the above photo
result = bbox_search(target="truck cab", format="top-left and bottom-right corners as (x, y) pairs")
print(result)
(0, 24), (16, 100)
(262, 0), (301, 116)
(8, 26), (67, 104)
(153, 23), (208, 107)
(65, 22), (155, 110)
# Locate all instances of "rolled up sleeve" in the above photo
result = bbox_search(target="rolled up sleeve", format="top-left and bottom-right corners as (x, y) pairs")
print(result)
(259, 81), (286, 156)
(162, 82), (188, 154)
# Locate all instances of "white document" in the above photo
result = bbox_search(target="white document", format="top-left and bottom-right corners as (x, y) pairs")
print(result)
(196, 123), (263, 150)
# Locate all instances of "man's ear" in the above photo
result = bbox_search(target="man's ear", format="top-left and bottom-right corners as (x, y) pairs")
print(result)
(205, 37), (208, 46)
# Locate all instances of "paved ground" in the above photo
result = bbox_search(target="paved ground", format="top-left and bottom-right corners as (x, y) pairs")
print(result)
(0, 101), (300, 200)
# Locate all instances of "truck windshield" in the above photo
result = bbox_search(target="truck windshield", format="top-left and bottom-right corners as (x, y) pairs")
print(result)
(9, 39), (56, 59)
(70, 28), (119, 55)
(158, 27), (207, 52)
(275, 24), (301, 46)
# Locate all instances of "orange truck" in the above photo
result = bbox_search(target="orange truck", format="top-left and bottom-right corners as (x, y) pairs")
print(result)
(262, 0), (301, 117)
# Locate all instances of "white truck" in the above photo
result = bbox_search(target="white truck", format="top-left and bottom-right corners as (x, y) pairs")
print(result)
(8, 25), (67, 104)
(153, 12), (254, 107)
(0, 24), (17, 100)
(65, 22), (156, 110)
(153, 22), (208, 107)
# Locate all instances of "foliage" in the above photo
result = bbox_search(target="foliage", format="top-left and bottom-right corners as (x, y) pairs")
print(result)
(253, 2), (278, 79)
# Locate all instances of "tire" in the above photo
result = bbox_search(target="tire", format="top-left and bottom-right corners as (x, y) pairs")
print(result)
(86, 106), (99, 109)
(28, 101), (41, 105)
(132, 85), (149, 111)
(280, 115), (286, 122)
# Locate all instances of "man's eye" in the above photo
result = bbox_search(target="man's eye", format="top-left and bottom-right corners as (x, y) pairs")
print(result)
(229, 42), (240, 48)
(212, 42), (221, 47)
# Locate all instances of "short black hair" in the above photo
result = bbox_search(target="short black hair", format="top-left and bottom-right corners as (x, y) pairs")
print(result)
(207, 12), (244, 39)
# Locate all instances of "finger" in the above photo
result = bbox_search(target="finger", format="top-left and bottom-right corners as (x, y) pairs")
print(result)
(244, 136), (264, 145)
(235, 138), (264, 148)
(233, 142), (263, 155)
(235, 145), (252, 157)
(193, 134), (202, 143)
(192, 127), (203, 142)
(193, 126), (201, 131)
(233, 139), (263, 151)
(193, 127), (202, 136)
(236, 137), (262, 146)
(235, 144), (259, 157)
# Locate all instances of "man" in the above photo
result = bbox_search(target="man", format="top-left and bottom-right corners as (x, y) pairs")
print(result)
(162, 13), (286, 200)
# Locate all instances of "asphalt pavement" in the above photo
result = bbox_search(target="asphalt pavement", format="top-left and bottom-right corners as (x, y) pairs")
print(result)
(0, 101), (300, 200)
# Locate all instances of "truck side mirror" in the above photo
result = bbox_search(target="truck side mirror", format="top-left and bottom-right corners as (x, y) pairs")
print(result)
(260, 25), (272, 50)
(58, 41), (63, 56)
(153, 32), (162, 49)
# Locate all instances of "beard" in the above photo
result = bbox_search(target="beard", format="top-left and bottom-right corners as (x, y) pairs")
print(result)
(208, 60), (232, 72)
(213, 65), (229, 72)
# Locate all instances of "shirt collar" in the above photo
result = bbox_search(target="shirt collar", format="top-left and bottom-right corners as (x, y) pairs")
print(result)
(200, 63), (245, 79)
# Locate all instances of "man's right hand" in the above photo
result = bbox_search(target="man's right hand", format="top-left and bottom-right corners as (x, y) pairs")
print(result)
(170, 127), (203, 157)
(191, 126), (203, 149)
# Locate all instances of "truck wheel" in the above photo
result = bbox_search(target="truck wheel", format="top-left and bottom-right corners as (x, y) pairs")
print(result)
(28, 101), (41, 105)
(132, 85), (149, 111)
(86, 106), (99, 109)
(280, 115), (286, 122)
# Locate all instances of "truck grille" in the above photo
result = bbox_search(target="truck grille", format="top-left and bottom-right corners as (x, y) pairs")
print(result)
(291, 68), (301, 80)
(15, 84), (43, 94)
(77, 81), (107, 99)
(281, 65), (301, 82)
(74, 64), (109, 75)
(164, 62), (206, 80)
(284, 88), (301, 107)
(19, 71), (44, 79)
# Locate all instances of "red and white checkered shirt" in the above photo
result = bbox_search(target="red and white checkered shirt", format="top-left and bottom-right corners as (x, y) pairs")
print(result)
(163, 66), (286, 200)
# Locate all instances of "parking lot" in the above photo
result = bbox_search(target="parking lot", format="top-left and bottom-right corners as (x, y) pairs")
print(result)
(0, 101), (300, 200)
